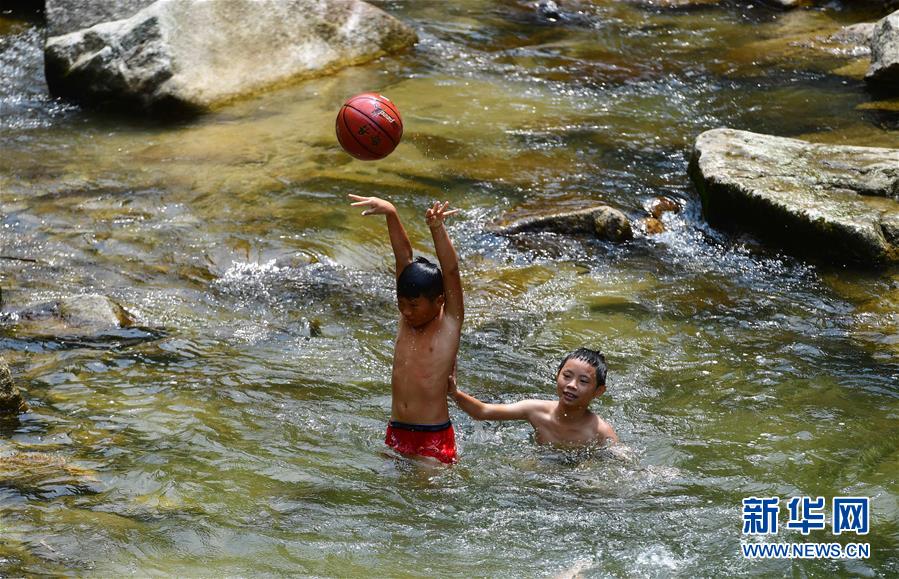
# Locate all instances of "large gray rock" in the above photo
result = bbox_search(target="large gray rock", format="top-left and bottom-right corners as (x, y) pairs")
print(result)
(492, 206), (633, 242)
(689, 128), (899, 266)
(0, 358), (27, 415)
(44, 0), (417, 113)
(867, 10), (899, 91)
(45, 0), (156, 37)
(57, 294), (134, 329)
(829, 22), (876, 56)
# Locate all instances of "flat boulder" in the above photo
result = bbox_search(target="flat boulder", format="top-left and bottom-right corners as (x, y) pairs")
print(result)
(491, 206), (633, 242)
(689, 128), (899, 267)
(867, 10), (899, 92)
(44, 0), (417, 113)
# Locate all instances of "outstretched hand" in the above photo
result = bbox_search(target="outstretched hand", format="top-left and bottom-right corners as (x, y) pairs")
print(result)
(348, 194), (395, 216)
(426, 200), (459, 229)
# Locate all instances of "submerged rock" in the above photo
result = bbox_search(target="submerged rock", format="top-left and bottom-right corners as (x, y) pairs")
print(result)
(648, 196), (681, 219)
(634, 197), (680, 236)
(689, 128), (899, 267)
(758, 0), (814, 9)
(491, 206), (633, 242)
(629, 0), (721, 8)
(867, 10), (899, 92)
(56, 294), (134, 329)
(536, 0), (562, 21)
(637, 217), (666, 235)
(0, 451), (99, 494)
(0, 358), (28, 414)
(721, 14), (874, 81)
(44, 0), (418, 113)
(8, 294), (134, 332)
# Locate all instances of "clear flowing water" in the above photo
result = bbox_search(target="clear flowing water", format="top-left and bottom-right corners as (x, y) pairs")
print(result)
(1, 1), (897, 576)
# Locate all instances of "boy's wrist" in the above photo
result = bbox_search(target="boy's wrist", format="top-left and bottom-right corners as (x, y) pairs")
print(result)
(428, 222), (445, 231)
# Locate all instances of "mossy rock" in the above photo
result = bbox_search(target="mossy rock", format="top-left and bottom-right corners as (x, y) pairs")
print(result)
(0, 451), (99, 494)
(689, 128), (899, 267)
(0, 358), (27, 415)
(491, 205), (633, 242)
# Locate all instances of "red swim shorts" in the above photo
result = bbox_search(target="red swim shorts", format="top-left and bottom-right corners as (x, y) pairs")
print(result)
(385, 420), (457, 464)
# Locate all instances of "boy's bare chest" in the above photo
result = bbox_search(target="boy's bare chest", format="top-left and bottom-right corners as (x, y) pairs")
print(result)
(532, 413), (598, 445)
(396, 320), (455, 353)
(397, 325), (439, 350)
(394, 323), (457, 373)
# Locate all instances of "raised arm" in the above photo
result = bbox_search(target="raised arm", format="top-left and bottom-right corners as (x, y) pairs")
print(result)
(348, 194), (413, 278)
(425, 201), (463, 322)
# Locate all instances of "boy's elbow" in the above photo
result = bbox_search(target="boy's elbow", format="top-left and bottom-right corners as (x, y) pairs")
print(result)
(462, 405), (485, 420)
(477, 406), (506, 421)
(463, 403), (488, 421)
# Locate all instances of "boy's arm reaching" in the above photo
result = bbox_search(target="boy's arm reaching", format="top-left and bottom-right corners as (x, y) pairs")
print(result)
(426, 201), (463, 322)
(348, 194), (413, 278)
(448, 370), (538, 421)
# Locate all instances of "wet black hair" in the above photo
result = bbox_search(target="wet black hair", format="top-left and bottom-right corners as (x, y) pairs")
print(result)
(556, 347), (607, 388)
(397, 256), (444, 300)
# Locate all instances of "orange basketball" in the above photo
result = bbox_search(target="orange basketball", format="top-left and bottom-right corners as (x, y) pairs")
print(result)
(335, 92), (403, 161)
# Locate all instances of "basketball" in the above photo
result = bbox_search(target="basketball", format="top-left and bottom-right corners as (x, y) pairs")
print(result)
(335, 92), (403, 160)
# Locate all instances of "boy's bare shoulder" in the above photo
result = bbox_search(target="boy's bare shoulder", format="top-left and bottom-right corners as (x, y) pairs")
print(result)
(592, 413), (618, 443)
(521, 398), (556, 416)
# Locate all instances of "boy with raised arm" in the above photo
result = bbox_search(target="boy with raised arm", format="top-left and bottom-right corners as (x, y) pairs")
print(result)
(449, 348), (618, 447)
(348, 194), (464, 464)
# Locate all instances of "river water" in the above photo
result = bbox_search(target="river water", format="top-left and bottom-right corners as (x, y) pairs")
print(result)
(1, 0), (897, 576)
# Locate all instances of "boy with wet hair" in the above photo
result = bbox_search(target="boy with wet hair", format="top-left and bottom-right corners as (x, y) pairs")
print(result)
(449, 348), (618, 446)
(348, 194), (463, 464)
(397, 256), (443, 302)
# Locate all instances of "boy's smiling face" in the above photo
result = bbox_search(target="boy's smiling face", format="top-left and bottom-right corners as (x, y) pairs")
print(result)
(555, 358), (604, 408)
